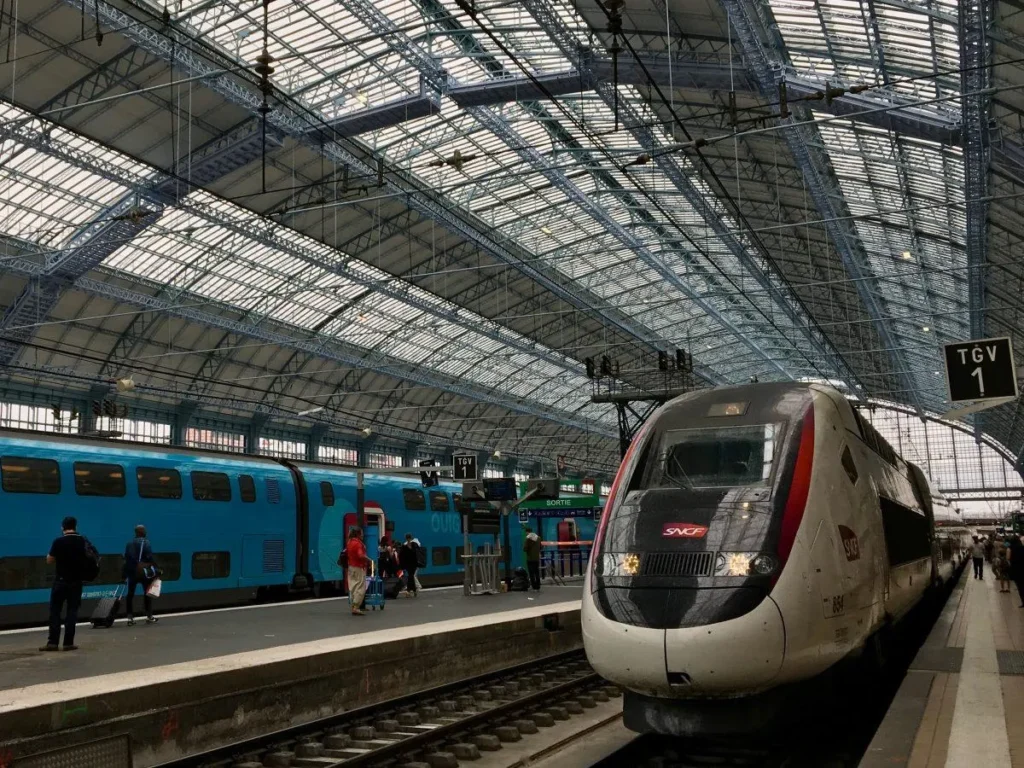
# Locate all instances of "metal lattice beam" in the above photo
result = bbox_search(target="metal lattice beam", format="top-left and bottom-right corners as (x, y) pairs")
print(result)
(59, 0), (684, 365)
(720, 0), (925, 414)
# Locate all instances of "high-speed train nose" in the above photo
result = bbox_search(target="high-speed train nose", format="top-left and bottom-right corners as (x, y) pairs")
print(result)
(582, 588), (786, 697)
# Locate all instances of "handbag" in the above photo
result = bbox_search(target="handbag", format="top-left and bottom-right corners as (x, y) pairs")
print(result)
(145, 578), (162, 598)
(135, 540), (160, 580)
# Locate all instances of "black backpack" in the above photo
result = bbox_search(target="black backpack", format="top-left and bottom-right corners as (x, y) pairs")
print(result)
(80, 536), (101, 583)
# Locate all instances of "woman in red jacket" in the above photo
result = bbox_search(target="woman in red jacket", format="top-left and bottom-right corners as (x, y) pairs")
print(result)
(345, 528), (370, 616)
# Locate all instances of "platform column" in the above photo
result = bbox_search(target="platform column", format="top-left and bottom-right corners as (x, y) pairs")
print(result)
(245, 413), (269, 455)
(172, 401), (198, 447)
(306, 423), (328, 462)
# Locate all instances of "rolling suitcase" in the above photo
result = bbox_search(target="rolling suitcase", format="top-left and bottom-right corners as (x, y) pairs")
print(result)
(91, 582), (125, 628)
(383, 576), (403, 600)
(363, 575), (386, 611)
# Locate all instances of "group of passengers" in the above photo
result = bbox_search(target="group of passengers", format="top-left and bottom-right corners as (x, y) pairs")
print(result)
(41, 517), (159, 652)
(343, 527), (423, 616)
(971, 533), (1024, 607)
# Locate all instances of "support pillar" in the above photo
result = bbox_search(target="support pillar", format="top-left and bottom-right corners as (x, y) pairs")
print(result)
(307, 423), (329, 462)
(172, 401), (198, 447)
(246, 413), (270, 455)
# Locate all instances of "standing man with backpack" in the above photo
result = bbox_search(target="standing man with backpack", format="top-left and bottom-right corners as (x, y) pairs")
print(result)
(399, 534), (420, 597)
(41, 516), (96, 652)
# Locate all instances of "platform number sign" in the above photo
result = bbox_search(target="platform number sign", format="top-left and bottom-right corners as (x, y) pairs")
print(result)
(453, 454), (479, 482)
(943, 337), (1019, 403)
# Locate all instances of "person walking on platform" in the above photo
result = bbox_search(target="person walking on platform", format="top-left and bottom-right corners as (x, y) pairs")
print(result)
(972, 536), (985, 579)
(1009, 535), (1024, 608)
(41, 516), (88, 652)
(410, 536), (423, 591)
(123, 525), (158, 626)
(399, 534), (419, 597)
(995, 545), (1013, 593)
(346, 528), (369, 616)
(523, 526), (542, 591)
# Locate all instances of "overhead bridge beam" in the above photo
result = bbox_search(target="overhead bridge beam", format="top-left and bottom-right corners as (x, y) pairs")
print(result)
(447, 56), (960, 145)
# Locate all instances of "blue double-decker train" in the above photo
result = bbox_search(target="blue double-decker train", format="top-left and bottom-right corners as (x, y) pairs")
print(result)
(0, 428), (597, 627)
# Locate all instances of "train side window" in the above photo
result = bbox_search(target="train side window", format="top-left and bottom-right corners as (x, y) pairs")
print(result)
(879, 496), (931, 565)
(429, 490), (449, 512)
(840, 446), (858, 485)
(432, 547), (452, 566)
(153, 552), (181, 581)
(137, 467), (182, 499)
(402, 488), (426, 511)
(321, 481), (335, 507)
(1, 456), (60, 494)
(454, 545), (465, 566)
(74, 462), (126, 497)
(192, 551), (230, 579)
(453, 493), (472, 514)
(191, 471), (231, 502)
(239, 475), (257, 503)
(0, 556), (52, 590)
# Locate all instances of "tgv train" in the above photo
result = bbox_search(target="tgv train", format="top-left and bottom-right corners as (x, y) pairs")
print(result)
(582, 382), (964, 736)
(0, 428), (596, 628)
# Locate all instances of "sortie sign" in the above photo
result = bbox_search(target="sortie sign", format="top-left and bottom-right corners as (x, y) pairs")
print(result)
(519, 494), (601, 511)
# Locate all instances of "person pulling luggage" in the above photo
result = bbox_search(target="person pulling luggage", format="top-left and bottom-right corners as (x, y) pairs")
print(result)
(399, 534), (420, 597)
(345, 527), (370, 616)
(123, 525), (159, 625)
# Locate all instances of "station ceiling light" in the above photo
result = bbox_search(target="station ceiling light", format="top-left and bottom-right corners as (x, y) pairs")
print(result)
(901, 250), (912, 260)
(922, 326), (930, 332)
(540, 226), (552, 235)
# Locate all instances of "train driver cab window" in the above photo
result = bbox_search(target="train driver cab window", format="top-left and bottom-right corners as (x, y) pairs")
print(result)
(1, 457), (60, 494)
(321, 481), (335, 507)
(74, 462), (126, 497)
(841, 446), (859, 485)
(238, 474), (257, 503)
(649, 424), (779, 490)
(137, 467), (182, 499)
(403, 488), (426, 511)
(429, 490), (449, 512)
(192, 471), (231, 502)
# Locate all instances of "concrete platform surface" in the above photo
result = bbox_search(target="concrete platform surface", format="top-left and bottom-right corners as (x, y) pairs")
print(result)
(0, 585), (581, 691)
(861, 569), (1024, 767)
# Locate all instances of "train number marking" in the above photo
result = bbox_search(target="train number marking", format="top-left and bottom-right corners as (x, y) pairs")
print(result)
(824, 594), (845, 618)
(838, 525), (860, 562)
(662, 523), (708, 538)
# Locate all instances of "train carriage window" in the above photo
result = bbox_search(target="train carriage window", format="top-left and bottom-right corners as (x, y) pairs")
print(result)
(137, 467), (182, 499)
(453, 493), (472, 514)
(239, 475), (257, 503)
(153, 552), (181, 581)
(454, 545), (465, 566)
(432, 547), (452, 566)
(879, 496), (931, 566)
(191, 471), (231, 502)
(1, 457), (60, 494)
(321, 481), (335, 507)
(0, 556), (51, 590)
(402, 488), (426, 511)
(192, 551), (230, 579)
(840, 446), (859, 485)
(429, 490), (449, 512)
(74, 462), (126, 497)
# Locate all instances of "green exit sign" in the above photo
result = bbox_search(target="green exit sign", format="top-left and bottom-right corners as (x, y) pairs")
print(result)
(519, 494), (601, 511)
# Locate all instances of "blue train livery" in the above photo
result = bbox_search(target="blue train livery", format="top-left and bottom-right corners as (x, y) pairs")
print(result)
(0, 429), (598, 627)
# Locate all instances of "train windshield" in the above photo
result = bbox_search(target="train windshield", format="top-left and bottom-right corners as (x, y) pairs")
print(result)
(642, 423), (781, 490)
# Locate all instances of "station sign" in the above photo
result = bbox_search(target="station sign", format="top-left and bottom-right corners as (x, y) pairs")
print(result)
(464, 510), (501, 535)
(943, 337), (1019, 403)
(522, 507), (597, 519)
(453, 453), (479, 481)
(519, 494), (600, 511)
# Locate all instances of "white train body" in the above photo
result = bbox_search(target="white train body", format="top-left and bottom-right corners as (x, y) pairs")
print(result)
(582, 383), (959, 734)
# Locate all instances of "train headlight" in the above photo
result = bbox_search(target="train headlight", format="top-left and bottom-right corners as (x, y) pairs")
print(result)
(600, 552), (641, 577)
(714, 552), (777, 577)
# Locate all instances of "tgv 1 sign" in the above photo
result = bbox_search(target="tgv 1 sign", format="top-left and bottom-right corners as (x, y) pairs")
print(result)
(943, 337), (1019, 404)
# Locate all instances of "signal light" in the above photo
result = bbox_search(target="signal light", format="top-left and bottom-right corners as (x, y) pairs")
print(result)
(600, 356), (612, 376)
(585, 357), (596, 379)
(658, 351), (668, 371)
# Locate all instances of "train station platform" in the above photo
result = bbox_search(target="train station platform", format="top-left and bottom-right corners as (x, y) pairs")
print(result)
(0, 585), (583, 767)
(861, 571), (1024, 767)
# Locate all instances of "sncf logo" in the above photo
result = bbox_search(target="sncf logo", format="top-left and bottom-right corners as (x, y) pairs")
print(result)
(662, 523), (708, 538)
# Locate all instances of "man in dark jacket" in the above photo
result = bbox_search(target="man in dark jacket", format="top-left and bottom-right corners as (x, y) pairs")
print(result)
(523, 526), (542, 591)
(41, 516), (86, 652)
(123, 525), (158, 625)
(399, 534), (419, 597)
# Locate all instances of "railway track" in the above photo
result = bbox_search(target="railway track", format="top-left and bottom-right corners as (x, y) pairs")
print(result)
(158, 650), (619, 768)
